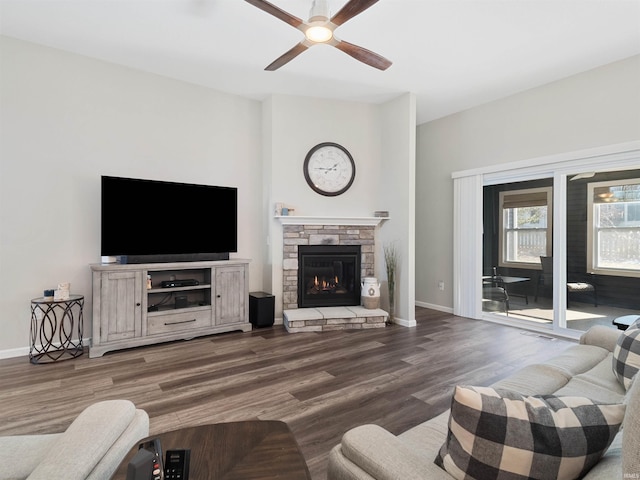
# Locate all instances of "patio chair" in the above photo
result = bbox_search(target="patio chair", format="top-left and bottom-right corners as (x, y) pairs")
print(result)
(534, 256), (597, 307)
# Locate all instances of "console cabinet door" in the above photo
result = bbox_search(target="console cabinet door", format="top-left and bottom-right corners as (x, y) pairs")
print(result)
(99, 271), (143, 341)
(215, 265), (247, 325)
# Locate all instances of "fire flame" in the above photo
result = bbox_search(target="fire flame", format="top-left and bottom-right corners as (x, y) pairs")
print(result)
(311, 275), (340, 291)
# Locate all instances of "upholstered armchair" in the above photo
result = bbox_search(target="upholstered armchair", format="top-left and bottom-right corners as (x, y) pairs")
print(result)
(0, 400), (149, 480)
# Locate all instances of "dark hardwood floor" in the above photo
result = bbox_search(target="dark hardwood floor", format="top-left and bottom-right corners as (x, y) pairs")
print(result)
(0, 308), (575, 479)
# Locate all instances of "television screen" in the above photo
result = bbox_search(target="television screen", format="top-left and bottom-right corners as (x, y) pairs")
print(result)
(101, 176), (237, 261)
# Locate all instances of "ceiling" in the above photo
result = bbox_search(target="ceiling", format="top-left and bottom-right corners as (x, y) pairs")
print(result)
(2, 0), (640, 124)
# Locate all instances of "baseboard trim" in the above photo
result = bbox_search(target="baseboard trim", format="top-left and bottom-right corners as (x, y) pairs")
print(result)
(0, 337), (92, 360)
(391, 316), (417, 327)
(0, 346), (29, 360)
(415, 301), (454, 314)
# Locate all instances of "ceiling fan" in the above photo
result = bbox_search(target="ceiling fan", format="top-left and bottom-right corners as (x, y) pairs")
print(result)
(244, 0), (392, 71)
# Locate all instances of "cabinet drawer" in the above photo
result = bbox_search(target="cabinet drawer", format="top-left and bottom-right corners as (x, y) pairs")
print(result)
(147, 309), (212, 335)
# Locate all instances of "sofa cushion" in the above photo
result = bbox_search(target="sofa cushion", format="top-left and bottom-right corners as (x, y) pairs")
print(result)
(399, 410), (449, 452)
(613, 322), (640, 390)
(554, 353), (625, 404)
(491, 364), (571, 396)
(490, 345), (611, 398)
(435, 386), (625, 480)
(339, 424), (450, 480)
(540, 345), (610, 376)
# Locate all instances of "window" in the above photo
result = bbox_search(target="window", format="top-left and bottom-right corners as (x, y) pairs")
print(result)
(588, 179), (640, 278)
(499, 187), (552, 268)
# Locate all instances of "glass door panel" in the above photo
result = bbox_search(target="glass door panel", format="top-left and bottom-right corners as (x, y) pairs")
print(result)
(482, 179), (554, 324)
(564, 169), (640, 332)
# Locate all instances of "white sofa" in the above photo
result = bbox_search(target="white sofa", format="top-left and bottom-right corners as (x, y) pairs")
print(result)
(327, 325), (640, 479)
(0, 399), (149, 480)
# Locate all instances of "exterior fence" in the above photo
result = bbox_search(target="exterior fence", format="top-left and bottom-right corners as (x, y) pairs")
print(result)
(506, 228), (640, 269)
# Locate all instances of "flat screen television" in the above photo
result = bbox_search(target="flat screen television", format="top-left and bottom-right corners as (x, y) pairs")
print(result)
(101, 175), (237, 263)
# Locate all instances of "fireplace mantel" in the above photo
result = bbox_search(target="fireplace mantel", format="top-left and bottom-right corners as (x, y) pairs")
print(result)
(276, 216), (388, 226)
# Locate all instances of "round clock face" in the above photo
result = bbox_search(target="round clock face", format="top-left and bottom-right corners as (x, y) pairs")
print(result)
(303, 142), (356, 196)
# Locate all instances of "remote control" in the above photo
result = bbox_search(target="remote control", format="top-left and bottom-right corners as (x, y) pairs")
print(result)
(164, 449), (190, 480)
(137, 439), (163, 480)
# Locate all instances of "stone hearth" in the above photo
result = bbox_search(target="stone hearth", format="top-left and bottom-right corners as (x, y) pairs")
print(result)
(284, 306), (388, 333)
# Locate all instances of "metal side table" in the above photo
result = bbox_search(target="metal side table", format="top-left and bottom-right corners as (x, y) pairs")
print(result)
(30, 294), (84, 363)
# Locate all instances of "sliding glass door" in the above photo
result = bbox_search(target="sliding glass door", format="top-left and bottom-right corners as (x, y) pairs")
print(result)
(453, 143), (640, 333)
(480, 168), (640, 332)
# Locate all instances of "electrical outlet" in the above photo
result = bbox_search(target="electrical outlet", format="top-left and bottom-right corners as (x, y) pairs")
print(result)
(438, 281), (445, 291)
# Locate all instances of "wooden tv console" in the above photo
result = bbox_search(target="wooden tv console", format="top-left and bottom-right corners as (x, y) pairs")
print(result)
(89, 259), (251, 358)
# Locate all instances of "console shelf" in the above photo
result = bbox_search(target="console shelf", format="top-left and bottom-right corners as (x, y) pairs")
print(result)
(90, 259), (251, 358)
(148, 284), (212, 294)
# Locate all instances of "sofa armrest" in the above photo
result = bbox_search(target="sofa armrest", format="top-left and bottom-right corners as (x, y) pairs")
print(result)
(580, 325), (621, 353)
(335, 424), (451, 480)
(87, 408), (149, 480)
(27, 400), (148, 480)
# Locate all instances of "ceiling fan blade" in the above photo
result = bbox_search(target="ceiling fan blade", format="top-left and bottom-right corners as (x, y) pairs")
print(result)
(265, 42), (310, 71)
(244, 0), (304, 28)
(330, 0), (379, 27)
(333, 39), (392, 70)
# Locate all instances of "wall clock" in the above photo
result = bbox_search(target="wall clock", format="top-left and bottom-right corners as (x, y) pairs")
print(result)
(303, 142), (356, 197)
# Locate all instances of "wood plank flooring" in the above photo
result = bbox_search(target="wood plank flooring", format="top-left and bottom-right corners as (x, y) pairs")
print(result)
(0, 308), (575, 479)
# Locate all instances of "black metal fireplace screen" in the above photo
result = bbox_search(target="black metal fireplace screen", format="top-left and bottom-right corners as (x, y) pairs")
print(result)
(298, 245), (361, 308)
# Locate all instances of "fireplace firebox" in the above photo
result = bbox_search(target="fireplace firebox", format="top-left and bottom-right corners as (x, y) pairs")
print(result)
(298, 245), (361, 308)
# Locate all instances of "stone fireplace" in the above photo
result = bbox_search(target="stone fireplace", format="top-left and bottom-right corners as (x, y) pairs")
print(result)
(280, 219), (388, 332)
(282, 223), (375, 309)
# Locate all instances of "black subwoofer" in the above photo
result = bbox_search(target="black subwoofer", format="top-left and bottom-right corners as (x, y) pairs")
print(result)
(249, 292), (275, 328)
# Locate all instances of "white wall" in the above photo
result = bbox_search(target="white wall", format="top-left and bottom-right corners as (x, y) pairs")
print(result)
(0, 37), (263, 355)
(263, 94), (415, 321)
(378, 93), (416, 325)
(416, 54), (640, 311)
(267, 95), (383, 218)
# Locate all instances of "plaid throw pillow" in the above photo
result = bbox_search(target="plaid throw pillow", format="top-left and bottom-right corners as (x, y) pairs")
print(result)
(613, 322), (640, 390)
(435, 386), (625, 480)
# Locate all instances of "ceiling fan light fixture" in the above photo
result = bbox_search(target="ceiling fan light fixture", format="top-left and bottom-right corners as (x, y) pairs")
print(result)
(305, 24), (333, 43)
(245, 0), (392, 71)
